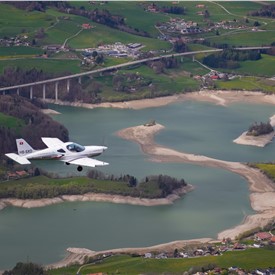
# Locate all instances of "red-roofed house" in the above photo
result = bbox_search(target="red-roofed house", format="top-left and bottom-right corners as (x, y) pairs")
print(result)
(210, 75), (219, 80)
(82, 23), (93, 29)
(255, 232), (272, 241)
(16, 171), (28, 176)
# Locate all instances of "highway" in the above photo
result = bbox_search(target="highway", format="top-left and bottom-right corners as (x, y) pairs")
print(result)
(0, 49), (222, 92)
(0, 47), (270, 93)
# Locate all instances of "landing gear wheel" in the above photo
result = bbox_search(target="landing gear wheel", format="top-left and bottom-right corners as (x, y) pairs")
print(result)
(77, 166), (83, 172)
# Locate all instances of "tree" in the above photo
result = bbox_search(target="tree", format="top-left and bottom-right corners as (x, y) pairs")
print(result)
(3, 262), (45, 275)
(92, 50), (98, 58)
(204, 9), (210, 18)
(128, 176), (137, 187)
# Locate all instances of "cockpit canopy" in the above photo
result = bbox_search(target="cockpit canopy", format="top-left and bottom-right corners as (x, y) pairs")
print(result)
(66, 143), (85, 152)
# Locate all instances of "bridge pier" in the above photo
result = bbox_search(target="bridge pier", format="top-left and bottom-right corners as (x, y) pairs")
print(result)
(17, 88), (20, 96)
(67, 79), (70, 93)
(78, 77), (82, 85)
(30, 86), (33, 99)
(55, 82), (59, 101)
(43, 84), (46, 100)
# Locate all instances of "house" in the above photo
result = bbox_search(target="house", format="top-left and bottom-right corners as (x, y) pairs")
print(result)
(144, 252), (152, 258)
(16, 170), (28, 177)
(82, 23), (93, 29)
(270, 236), (275, 243)
(255, 232), (272, 241)
(210, 75), (219, 80)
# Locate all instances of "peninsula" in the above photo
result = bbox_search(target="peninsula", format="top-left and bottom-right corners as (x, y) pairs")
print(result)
(116, 122), (275, 240)
(233, 118), (275, 147)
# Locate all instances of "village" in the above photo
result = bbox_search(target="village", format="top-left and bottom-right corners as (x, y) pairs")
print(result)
(80, 231), (275, 275)
(145, 231), (275, 275)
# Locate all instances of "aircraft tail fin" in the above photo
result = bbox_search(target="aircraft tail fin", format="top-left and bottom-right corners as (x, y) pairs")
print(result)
(16, 138), (35, 156)
(5, 153), (31, 165)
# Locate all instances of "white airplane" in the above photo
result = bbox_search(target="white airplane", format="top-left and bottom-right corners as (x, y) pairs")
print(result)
(5, 137), (108, 172)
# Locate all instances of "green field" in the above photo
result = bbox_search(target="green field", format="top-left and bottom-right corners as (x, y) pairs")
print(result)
(206, 30), (275, 47)
(1, 2), (275, 95)
(216, 76), (275, 93)
(0, 113), (25, 131)
(0, 3), (55, 37)
(253, 163), (275, 180)
(0, 46), (43, 57)
(85, 62), (200, 102)
(0, 58), (81, 75)
(0, 175), (165, 200)
(48, 248), (275, 275)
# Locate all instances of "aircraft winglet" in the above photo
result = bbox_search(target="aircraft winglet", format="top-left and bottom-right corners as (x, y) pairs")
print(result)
(5, 153), (31, 165)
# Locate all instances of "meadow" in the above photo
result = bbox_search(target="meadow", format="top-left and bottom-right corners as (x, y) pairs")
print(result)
(216, 76), (275, 93)
(48, 248), (275, 275)
(253, 163), (275, 180)
(1, 1), (275, 93)
(0, 3), (55, 37)
(0, 113), (25, 131)
(0, 58), (81, 75)
(0, 174), (164, 200)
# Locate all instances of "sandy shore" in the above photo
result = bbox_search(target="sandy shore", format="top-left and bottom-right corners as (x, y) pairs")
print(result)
(233, 131), (275, 147)
(16, 91), (275, 269)
(45, 90), (275, 110)
(233, 114), (275, 147)
(116, 123), (275, 241)
(46, 238), (213, 269)
(0, 185), (194, 211)
(47, 118), (275, 269)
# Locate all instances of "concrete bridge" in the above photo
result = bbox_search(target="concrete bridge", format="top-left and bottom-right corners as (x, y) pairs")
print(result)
(0, 47), (270, 101)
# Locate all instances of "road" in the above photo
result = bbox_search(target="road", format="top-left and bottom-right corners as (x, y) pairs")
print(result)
(0, 46), (271, 93)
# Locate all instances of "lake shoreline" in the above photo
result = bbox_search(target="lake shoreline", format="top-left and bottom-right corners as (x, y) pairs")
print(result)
(116, 123), (275, 241)
(6, 90), (275, 270)
(0, 185), (194, 211)
(44, 90), (275, 110)
(46, 119), (275, 270)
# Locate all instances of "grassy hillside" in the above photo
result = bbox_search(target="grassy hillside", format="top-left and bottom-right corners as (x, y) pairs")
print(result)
(253, 163), (275, 180)
(0, 3), (55, 37)
(0, 1), (274, 96)
(0, 113), (25, 131)
(48, 248), (275, 275)
(216, 76), (275, 93)
(0, 174), (172, 200)
(0, 58), (81, 75)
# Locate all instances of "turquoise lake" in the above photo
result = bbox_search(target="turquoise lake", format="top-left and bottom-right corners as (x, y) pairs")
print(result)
(0, 99), (275, 269)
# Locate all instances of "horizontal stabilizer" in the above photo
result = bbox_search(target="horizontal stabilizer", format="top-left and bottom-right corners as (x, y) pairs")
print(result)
(65, 157), (109, 167)
(5, 153), (31, 165)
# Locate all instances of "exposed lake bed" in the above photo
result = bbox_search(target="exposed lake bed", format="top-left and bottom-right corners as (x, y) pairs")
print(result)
(1, 90), (275, 269)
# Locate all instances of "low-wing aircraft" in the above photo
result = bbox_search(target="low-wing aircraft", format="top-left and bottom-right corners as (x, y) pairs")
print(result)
(5, 137), (108, 172)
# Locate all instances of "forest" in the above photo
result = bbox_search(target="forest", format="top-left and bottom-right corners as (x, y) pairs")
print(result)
(0, 95), (69, 157)
(0, 171), (187, 200)
(247, 121), (274, 136)
(203, 49), (261, 69)
(248, 4), (275, 18)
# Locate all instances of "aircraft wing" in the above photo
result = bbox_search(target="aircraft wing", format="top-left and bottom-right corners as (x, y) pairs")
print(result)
(5, 153), (31, 165)
(64, 157), (109, 167)
(41, 137), (64, 148)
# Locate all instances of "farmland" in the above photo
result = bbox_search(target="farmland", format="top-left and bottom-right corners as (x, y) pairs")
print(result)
(48, 248), (275, 275)
(0, 1), (275, 98)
